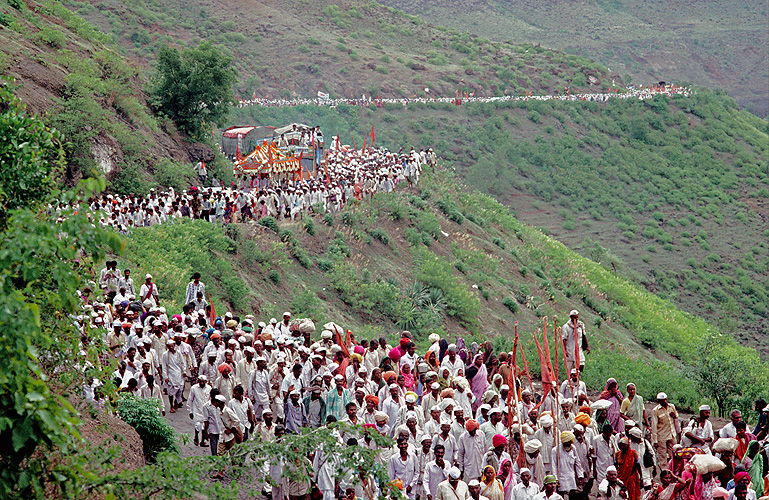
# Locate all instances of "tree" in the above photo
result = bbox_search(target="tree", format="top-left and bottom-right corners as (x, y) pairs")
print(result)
(0, 79), (64, 220)
(149, 42), (237, 139)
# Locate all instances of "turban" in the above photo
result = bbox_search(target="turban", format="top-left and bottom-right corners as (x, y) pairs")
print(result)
(400, 337), (410, 347)
(574, 414), (591, 426)
(539, 415), (554, 428)
(350, 353), (363, 363)
(560, 431), (575, 444)
(217, 363), (232, 374)
(374, 411), (389, 423)
(573, 424), (585, 433)
(364, 395), (379, 406)
(579, 405), (591, 413)
(629, 427), (643, 439)
(429, 333), (440, 343)
(544, 475), (558, 485)
(524, 439), (542, 453)
(210, 332), (221, 340)
(465, 419), (480, 432)
(405, 393), (417, 403)
(383, 371), (397, 382)
(440, 388), (455, 399)
(354, 345), (365, 355)
(734, 472), (750, 483)
(492, 434), (508, 448)
(226, 319), (238, 328)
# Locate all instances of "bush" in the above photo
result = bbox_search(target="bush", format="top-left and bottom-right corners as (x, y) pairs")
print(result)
(269, 270), (280, 284)
(415, 211), (441, 239)
(116, 395), (179, 462)
(492, 237), (506, 249)
(317, 258), (334, 272)
(303, 217), (316, 236)
(502, 297), (518, 313)
(258, 216), (279, 232)
(369, 227), (390, 245)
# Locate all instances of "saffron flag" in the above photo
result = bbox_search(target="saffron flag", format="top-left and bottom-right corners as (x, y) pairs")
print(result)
(208, 294), (217, 328)
(369, 125), (375, 145)
(533, 330), (556, 401)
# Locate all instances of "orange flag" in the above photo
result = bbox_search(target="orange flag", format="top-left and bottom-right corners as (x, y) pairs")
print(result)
(369, 125), (375, 145)
(533, 330), (556, 407)
(208, 294), (217, 327)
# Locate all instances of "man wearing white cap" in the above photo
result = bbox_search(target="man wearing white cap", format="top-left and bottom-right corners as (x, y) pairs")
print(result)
(253, 408), (276, 442)
(423, 382), (443, 420)
(650, 392), (678, 465)
(161, 339), (188, 413)
(481, 408), (508, 449)
(561, 310), (587, 373)
(511, 468), (540, 500)
(518, 439), (545, 486)
(534, 414), (556, 475)
(277, 311), (292, 339)
(139, 273), (159, 308)
(202, 393), (225, 455)
(236, 347), (257, 389)
(249, 356), (271, 420)
(326, 374), (353, 420)
(384, 384), (405, 437)
(597, 466), (622, 500)
(188, 375), (211, 446)
(467, 479), (489, 500)
(560, 370), (587, 404)
(435, 467), (469, 500)
(683, 405), (713, 453)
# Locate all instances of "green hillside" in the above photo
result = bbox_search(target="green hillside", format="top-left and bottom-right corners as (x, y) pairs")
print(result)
(66, 0), (623, 99)
(115, 168), (768, 413)
(0, 0), (231, 187)
(230, 91), (769, 358)
(374, 0), (769, 117)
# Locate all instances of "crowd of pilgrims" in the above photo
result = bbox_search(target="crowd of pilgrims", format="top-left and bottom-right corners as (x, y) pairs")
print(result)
(90, 146), (436, 231)
(82, 266), (769, 500)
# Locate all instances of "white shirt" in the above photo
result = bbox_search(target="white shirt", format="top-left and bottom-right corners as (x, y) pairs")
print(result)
(512, 482), (540, 500)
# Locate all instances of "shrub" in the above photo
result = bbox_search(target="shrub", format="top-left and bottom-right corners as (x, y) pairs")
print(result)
(492, 237), (506, 249)
(269, 270), (280, 284)
(415, 211), (441, 239)
(369, 227), (390, 245)
(116, 395), (179, 462)
(317, 258), (334, 272)
(303, 217), (316, 236)
(324, 213), (334, 226)
(341, 211), (357, 226)
(502, 297), (518, 313)
(258, 216), (279, 232)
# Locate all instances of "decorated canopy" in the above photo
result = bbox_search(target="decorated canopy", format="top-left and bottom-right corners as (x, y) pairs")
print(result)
(233, 142), (301, 176)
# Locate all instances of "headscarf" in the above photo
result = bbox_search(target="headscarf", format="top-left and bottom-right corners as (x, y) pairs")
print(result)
(499, 458), (516, 495)
(456, 337), (467, 363)
(469, 353), (490, 406)
(490, 373), (504, 394)
(599, 378), (622, 400)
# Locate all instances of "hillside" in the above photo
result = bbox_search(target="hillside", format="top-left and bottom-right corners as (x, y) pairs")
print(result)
(230, 91), (769, 357)
(66, 0), (623, 99)
(0, 0), (228, 187)
(117, 168), (768, 412)
(373, 0), (769, 117)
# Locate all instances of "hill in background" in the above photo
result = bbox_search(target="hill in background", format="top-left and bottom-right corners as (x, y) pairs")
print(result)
(65, 0), (623, 100)
(373, 0), (769, 117)
(231, 91), (769, 358)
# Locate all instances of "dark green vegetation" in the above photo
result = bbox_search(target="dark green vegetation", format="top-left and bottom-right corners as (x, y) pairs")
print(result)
(0, 70), (392, 500)
(0, 0), (233, 191)
(67, 0), (620, 100)
(232, 91), (769, 358)
(149, 42), (238, 139)
(116, 167), (768, 416)
(375, 0), (769, 117)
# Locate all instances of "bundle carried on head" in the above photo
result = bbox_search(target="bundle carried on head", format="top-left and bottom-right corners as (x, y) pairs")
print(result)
(290, 318), (316, 333)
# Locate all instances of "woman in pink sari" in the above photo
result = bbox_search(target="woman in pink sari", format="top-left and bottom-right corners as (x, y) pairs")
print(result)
(401, 362), (416, 392)
(467, 353), (489, 411)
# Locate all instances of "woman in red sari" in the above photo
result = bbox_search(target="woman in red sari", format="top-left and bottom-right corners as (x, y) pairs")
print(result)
(615, 436), (643, 500)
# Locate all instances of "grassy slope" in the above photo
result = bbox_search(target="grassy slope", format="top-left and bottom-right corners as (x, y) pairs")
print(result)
(374, 0), (769, 117)
(230, 92), (769, 358)
(117, 169), (769, 411)
(66, 0), (623, 100)
(36, 0), (767, 355)
(0, 0), (206, 185)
